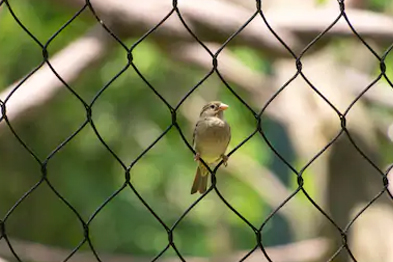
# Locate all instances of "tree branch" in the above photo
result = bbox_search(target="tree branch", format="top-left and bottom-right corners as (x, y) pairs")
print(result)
(169, 43), (282, 120)
(0, 26), (112, 127)
(268, 7), (393, 45)
(63, 0), (393, 57)
(5, 0), (392, 130)
(64, 0), (299, 57)
(344, 68), (393, 109)
(0, 237), (329, 262)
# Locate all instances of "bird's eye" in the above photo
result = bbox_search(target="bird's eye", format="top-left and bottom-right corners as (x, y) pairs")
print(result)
(210, 104), (216, 109)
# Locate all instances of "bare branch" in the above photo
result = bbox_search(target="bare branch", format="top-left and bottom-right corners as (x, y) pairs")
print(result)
(168, 43), (285, 122)
(344, 68), (393, 109)
(0, 237), (329, 262)
(227, 154), (306, 225)
(0, 26), (112, 127)
(62, 0), (393, 57)
(268, 7), (393, 45)
(63, 0), (299, 57)
(5, 0), (392, 130)
(232, 238), (330, 262)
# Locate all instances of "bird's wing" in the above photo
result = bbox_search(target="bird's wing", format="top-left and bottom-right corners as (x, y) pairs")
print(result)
(192, 119), (202, 149)
(226, 123), (231, 149)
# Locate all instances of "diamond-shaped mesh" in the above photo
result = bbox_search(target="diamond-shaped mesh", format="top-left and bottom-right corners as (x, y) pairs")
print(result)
(1, 0), (393, 261)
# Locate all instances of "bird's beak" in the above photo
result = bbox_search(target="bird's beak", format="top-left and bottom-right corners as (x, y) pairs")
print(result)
(219, 103), (229, 111)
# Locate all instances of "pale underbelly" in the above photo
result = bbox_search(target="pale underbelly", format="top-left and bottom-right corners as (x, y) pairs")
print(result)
(195, 129), (229, 163)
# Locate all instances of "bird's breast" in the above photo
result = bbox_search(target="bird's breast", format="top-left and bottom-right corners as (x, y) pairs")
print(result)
(194, 117), (230, 163)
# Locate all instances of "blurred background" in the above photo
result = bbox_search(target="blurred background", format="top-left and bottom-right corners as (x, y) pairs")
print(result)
(1, 0), (393, 261)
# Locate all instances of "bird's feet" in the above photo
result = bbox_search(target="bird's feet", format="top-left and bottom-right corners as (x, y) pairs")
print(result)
(194, 153), (200, 161)
(221, 154), (228, 167)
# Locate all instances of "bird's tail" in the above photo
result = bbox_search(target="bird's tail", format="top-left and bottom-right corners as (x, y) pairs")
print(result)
(191, 164), (209, 194)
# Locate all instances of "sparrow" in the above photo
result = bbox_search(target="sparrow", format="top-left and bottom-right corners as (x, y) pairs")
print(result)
(191, 101), (231, 194)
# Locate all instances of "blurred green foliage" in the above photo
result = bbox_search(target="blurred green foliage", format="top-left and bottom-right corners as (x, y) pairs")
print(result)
(0, 0), (292, 258)
(1, 0), (393, 259)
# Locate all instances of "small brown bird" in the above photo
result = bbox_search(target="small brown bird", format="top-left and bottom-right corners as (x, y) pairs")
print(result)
(191, 101), (231, 194)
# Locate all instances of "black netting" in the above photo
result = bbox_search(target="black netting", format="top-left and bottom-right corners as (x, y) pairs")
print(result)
(1, 0), (392, 262)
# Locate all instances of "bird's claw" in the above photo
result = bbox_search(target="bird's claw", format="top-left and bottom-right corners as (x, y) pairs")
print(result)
(194, 153), (200, 161)
(221, 154), (228, 167)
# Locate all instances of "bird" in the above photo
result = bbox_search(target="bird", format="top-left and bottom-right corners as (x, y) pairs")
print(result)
(191, 101), (231, 194)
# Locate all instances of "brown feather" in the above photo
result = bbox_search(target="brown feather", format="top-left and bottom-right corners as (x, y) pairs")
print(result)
(191, 167), (201, 194)
(191, 164), (209, 194)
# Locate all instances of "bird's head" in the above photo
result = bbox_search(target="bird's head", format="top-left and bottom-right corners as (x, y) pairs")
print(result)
(199, 101), (229, 119)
